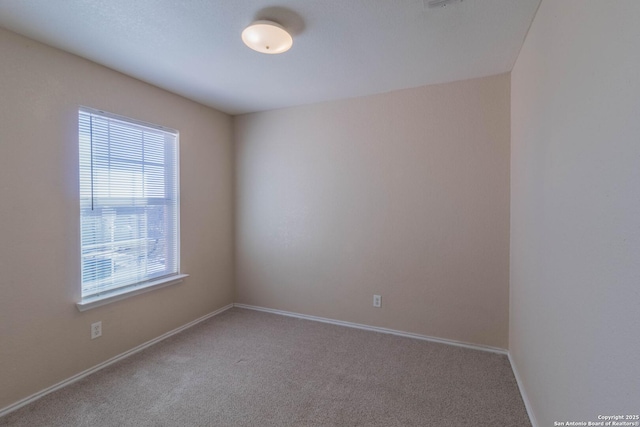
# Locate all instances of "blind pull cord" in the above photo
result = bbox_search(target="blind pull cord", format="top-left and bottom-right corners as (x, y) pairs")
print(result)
(89, 115), (94, 211)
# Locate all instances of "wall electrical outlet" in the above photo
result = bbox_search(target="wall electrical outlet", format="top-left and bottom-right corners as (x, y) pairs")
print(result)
(373, 294), (381, 308)
(91, 321), (102, 339)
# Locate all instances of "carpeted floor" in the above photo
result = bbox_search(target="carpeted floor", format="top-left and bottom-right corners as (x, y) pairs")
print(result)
(1, 308), (531, 426)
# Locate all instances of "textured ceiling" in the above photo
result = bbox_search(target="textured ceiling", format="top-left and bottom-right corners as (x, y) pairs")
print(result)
(0, 0), (540, 115)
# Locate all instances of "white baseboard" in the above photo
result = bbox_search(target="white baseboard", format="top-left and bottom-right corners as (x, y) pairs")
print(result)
(0, 303), (233, 418)
(234, 303), (508, 355)
(508, 352), (538, 427)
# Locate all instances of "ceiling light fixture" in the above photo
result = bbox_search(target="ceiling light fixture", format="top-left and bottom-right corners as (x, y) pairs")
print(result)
(242, 20), (293, 54)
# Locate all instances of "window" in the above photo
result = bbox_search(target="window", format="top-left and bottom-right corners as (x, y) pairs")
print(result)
(78, 108), (185, 310)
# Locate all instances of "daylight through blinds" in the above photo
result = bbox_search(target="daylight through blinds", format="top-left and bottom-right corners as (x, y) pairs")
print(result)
(79, 108), (179, 299)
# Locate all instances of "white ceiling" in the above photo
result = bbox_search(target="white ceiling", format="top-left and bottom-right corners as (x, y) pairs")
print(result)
(0, 0), (540, 115)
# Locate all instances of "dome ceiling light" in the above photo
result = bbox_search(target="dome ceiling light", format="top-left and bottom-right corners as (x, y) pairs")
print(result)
(241, 20), (293, 54)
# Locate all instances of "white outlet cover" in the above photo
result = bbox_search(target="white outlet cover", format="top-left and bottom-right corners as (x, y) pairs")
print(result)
(91, 321), (102, 339)
(373, 295), (381, 307)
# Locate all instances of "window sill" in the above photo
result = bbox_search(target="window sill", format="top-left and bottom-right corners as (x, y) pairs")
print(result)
(76, 274), (189, 312)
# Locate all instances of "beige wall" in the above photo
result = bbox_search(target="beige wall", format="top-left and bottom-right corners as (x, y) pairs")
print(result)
(235, 74), (511, 349)
(0, 28), (234, 409)
(510, 1), (640, 424)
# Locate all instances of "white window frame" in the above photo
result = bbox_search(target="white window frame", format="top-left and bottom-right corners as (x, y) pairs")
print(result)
(76, 107), (187, 311)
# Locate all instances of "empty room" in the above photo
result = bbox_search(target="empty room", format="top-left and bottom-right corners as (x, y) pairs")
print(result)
(0, 1), (638, 426)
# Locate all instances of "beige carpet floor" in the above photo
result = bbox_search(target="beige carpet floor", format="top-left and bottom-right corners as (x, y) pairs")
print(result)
(1, 308), (531, 426)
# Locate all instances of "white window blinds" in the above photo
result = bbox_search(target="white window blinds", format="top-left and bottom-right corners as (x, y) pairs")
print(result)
(79, 108), (180, 300)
